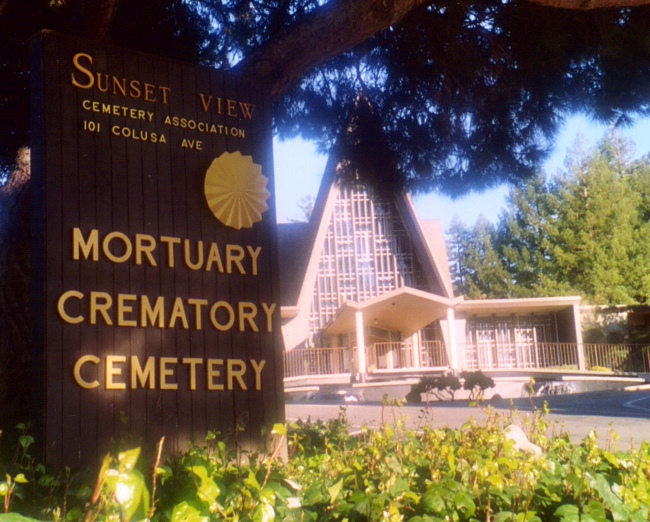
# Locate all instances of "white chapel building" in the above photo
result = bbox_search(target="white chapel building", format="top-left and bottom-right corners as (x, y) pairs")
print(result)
(277, 157), (585, 383)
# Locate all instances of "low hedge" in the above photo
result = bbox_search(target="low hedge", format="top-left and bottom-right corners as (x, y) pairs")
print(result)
(1, 406), (650, 521)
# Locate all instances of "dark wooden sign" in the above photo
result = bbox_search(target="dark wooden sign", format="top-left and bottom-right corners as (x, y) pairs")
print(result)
(30, 31), (284, 467)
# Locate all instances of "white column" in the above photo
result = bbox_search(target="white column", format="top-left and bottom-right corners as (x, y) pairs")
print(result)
(355, 311), (367, 379)
(412, 333), (421, 369)
(447, 307), (458, 370)
(573, 304), (586, 371)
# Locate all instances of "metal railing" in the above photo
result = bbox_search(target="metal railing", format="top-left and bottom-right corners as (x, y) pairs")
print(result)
(367, 342), (408, 371)
(283, 347), (351, 378)
(462, 342), (650, 372)
(284, 342), (650, 378)
(584, 343), (650, 372)
(420, 340), (448, 368)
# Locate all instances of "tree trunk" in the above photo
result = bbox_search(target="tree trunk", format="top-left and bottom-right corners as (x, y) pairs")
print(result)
(0, 149), (31, 422)
(0, 0), (120, 423)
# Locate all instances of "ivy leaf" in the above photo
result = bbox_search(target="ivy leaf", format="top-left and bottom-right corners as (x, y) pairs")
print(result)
(245, 471), (261, 492)
(453, 492), (475, 517)
(421, 488), (446, 515)
(328, 478), (344, 503)
(554, 504), (580, 522)
(170, 501), (209, 522)
(190, 466), (221, 508)
(18, 435), (34, 450)
(111, 470), (149, 522)
(587, 473), (622, 510)
(252, 503), (275, 522)
(390, 477), (409, 497)
(0, 515), (43, 522)
(272, 423), (287, 437)
(117, 447), (141, 473)
(583, 500), (607, 522)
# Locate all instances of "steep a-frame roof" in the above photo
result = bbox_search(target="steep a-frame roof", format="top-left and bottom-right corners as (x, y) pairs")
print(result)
(277, 153), (454, 329)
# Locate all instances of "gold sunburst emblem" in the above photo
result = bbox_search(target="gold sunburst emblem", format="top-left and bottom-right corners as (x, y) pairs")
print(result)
(204, 151), (270, 229)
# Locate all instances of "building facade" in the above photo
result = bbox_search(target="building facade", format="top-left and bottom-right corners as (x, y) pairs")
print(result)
(279, 158), (584, 382)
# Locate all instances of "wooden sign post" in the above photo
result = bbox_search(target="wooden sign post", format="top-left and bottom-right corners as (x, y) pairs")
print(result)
(30, 31), (284, 467)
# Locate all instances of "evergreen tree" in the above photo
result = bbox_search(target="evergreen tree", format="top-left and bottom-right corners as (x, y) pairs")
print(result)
(451, 131), (650, 305)
(546, 133), (642, 303)
(461, 216), (514, 299)
(447, 216), (472, 296)
(497, 172), (562, 297)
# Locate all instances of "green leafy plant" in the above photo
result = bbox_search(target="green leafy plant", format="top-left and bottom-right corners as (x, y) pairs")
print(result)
(3, 409), (650, 521)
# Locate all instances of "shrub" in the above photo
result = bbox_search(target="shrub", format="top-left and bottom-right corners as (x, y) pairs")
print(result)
(460, 370), (495, 401)
(405, 373), (461, 403)
(2, 409), (650, 521)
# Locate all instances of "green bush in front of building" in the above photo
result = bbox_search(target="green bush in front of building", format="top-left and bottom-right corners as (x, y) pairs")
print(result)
(2, 408), (650, 521)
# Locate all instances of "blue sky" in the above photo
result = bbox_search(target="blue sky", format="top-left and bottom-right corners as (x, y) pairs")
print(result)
(274, 114), (650, 229)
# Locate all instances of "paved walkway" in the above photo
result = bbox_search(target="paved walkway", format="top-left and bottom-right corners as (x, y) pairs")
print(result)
(286, 402), (650, 451)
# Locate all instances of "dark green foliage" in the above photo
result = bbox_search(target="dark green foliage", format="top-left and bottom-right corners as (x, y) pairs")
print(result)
(450, 132), (650, 305)
(460, 370), (495, 401)
(274, 2), (650, 194)
(4, 1), (650, 194)
(406, 370), (495, 402)
(406, 373), (461, 403)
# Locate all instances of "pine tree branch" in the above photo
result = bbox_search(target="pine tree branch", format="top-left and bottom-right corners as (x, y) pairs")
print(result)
(527, 0), (650, 8)
(233, 0), (429, 102)
(71, 0), (120, 41)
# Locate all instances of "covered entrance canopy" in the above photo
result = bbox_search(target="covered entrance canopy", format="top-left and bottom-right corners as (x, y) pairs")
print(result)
(322, 287), (455, 338)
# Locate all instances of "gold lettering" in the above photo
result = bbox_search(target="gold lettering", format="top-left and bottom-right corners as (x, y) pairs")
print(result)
(210, 301), (235, 331)
(160, 236), (181, 267)
(183, 358), (203, 390)
(168, 297), (189, 329)
(226, 244), (246, 274)
(207, 359), (224, 390)
(144, 83), (156, 102)
(159, 86), (170, 104)
(135, 234), (157, 266)
(96, 73), (109, 93)
(129, 79), (142, 99)
(58, 290), (84, 324)
(73, 228), (98, 261)
(227, 99), (237, 117)
(131, 356), (155, 389)
(90, 291), (113, 325)
(112, 77), (127, 97)
(71, 53), (94, 89)
(106, 355), (127, 390)
(250, 359), (266, 390)
(103, 231), (132, 263)
(205, 243), (224, 272)
(184, 239), (204, 270)
(117, 294), (137, 327)
(187, 298), (208, 330)
(238, 302), (258, 332)
(227, 359), (247, 390)
(238, 102), (255, 119)
(246, 246), (261, 276)
(160, 357), (178, 390)
(141, 296), (165, 327)
(74, 355), (100, 389)
(261, 303), (276, 333)
(199, 93), (212, 112)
